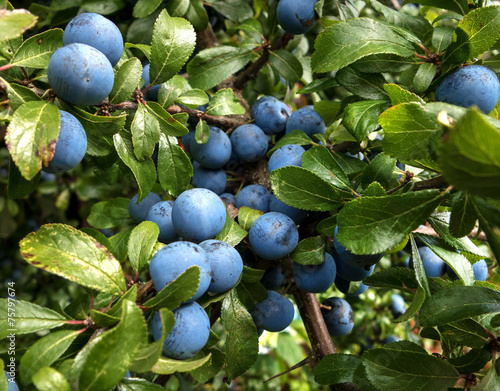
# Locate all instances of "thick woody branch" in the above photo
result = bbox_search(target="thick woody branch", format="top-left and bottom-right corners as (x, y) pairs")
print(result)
(196, 23), (219, 50)
(412, 175), (448, 191)
(292, 288), (361, 391)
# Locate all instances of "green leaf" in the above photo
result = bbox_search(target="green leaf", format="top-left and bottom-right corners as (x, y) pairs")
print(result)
(187, 45), (254, 90)
(143, 266), (200, 311)
(313, 101), (341, 127)
(128, 221), (159, 272)
(124, 43), (151, 60)
(20, 330), (80, 385)
(130, 308), (175, 373)
(241, 266), (265, 283)
(361, 153), (399, 190)
(10, 28), (63, 68)
(6, 101), (60, 180)
(150, 9), (196, 84)
(352, 53), (417, 74)
(439, 108), (500, 199)
(236, 18), (263, 36)
(314, 354), (362, 385)
(114, 133), (156, 202)
(427, 213), (488, 262)
(316, 215), (338, 236)
(191, 346), (226, 383)
(236, 280), (268, 310)
(119, 378), (166, 390)
(450, 192), (477, 238)
(56, 101), (126, 157)
(166, 0), (190, 17)
(221, 290), (259, 381)
(432, 26), (454, 53)
(2, 77), (42, 111)
(302, 146), (352, 192)
(185, 0), (208, 30)
(290, 236), (326, 265)
(146, 101), (188, 137)
(363, 348), (460, 391)
(419, 286), (500, 327)
(109, 227), (133, 262)
(471, 197), (500, 261)
(75, 300), (147, 391)
(19, 224), (126, 295)
(216, 211), (248, 247)
(267, 130), (315, 157)
(410, 235), (431, 298)
(336, 66), (388, 100)
(311, 18), (414, 73)
(344, 100), (390, 142)
(206, 0), (253, 23)
(8, 158), (40, 199)
(383, 83), (425, 105)
(370, 0), (432, 41)
(133, 0), (163, 18)
(195, 119), (210, 144)
(270, 166), (351, 212)
(206, 88), (245, 116)
(87, 197), (131, 229)
(443, 6), (500, 70)
(131, 103), (161, 161)
(0, 299), (67, 339)
(109, 57), (142, 104)
(237, 206), (263, 231)
(474, 359), (500, 390)
(379, 102), (441, 163)
(269, 49), (303, 83)
(152, 353), (212, 375)
(157, 133), (193, 197)
(438, 319), (489, 348)
(298, 78), (339, 94)
(336, 190), (445, 254)
(0, 9), (38, 42)
(32, 367), (70, 391)
(176, 89), (208, 108)
(413, 63), (437, 93)
(158, 75), (191, 109)
(402, 0), (467, 14)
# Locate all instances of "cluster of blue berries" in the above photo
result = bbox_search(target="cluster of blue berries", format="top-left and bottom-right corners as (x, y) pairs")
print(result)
(129, 188), (243, 359)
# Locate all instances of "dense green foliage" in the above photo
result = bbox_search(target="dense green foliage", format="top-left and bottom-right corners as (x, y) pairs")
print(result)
(1, 0), (500, 390)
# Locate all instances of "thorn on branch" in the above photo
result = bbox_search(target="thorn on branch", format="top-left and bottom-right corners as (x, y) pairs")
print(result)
(263, 355), (313, 383)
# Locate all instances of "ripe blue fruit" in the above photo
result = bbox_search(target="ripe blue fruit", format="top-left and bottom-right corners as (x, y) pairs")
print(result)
(145, 200), (178, 244)
(63, 12), (123, 66)
(171, 188), (227, 242)
(260, 264), (286, 290)
(152, 302), (210, 359)
(321, 297), (354, 337)
(4, 370), (19, 391)
(249, 212), (299, 260)
(409, 246), (446, 278)
(250, 290), (295, 332)
(251, 96), (291, 135)
(333, 226), (385, 268)
(269, 194), (308, 224)
(334, 275), (369, 297)
(235, 184), (271, 212)
(141, 63), (161, 101)
(42, 110), (87, 174)
(190, 126), (232, 169)
(277, 0), (318, 35)
(286, 106), (326, 139)
(293, 252), (337, 293)
(128, 192), (161, 223)
(149, 241), (211, 302)
(192, 161), (227, 195)
(268, 144), (305, 173)
(200, 239), (243, 293)
(446, 258), (488, 281)
(230, 124), (268, 163)
(220, 192), (236, 205)
(48, 43), (114, 106)
(435, 65), (500, 114)
(389, 294), (406, 318)
(382, 335), (400, 344)
(330, 246), (375, 282)
(181, 126), (196, 155)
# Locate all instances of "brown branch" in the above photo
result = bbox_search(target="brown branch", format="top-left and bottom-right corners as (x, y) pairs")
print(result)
(196, 23), (220, 50)
(233, 33), (294, 91)
(412, 175), (448, 190)
(292, 287), (361, 391)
